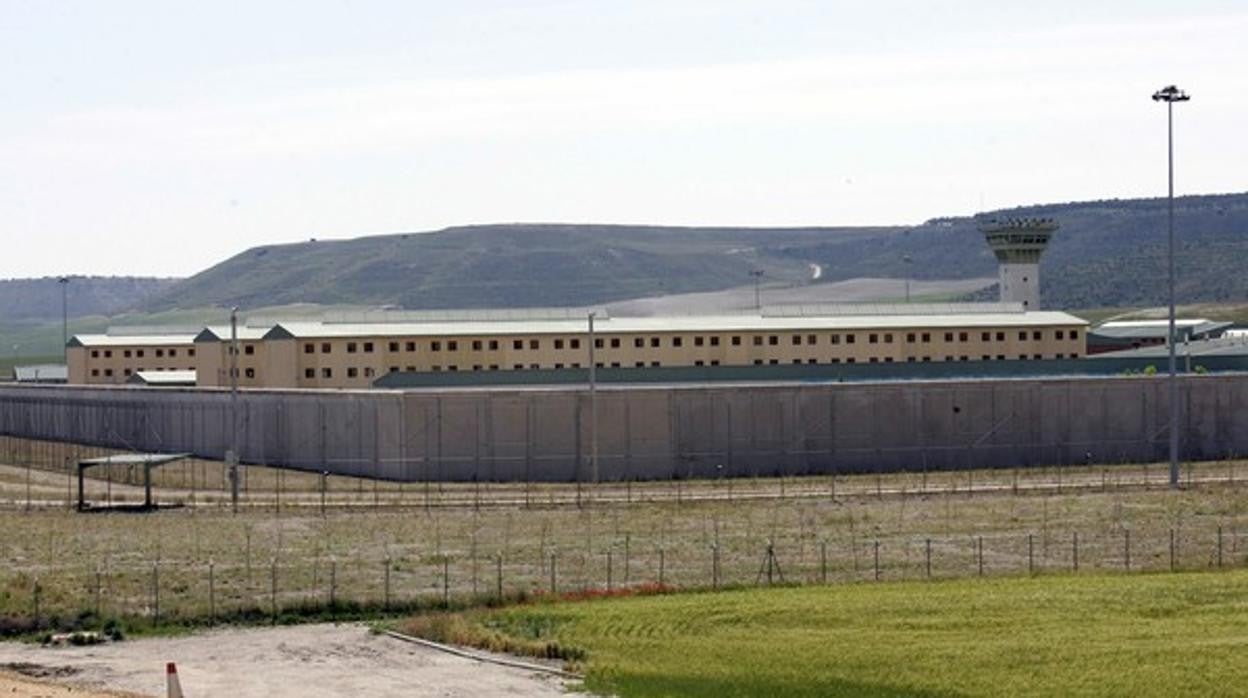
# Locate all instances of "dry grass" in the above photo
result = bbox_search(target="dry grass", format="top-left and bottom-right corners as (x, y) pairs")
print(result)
(1, 435), (1247, 632)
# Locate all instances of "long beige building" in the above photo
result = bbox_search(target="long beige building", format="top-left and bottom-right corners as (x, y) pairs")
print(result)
(67, 304), (1087, 389)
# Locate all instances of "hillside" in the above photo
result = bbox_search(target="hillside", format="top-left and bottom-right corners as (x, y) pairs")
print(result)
(143, 192), (1248, 313)
(0, 276), (179, 324)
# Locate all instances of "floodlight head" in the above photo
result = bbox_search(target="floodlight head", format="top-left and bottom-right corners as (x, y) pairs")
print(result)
(1152, 85), (1190, 103)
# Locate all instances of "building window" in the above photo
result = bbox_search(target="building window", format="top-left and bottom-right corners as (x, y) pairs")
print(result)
(362, 342), (373, 353)
(91, 350), (99, 358)
(514, 340), (523, 350)
(754, 336), (763, 346)
(365, 367), (375, 377)
(636, 361), (645, 367)
(305, 343), (315, 354)
(695, 336), (705, 347)
(489, 364), (499, 370)
(448, 365), (458, 372)
(769, 335), (779, 346)
(711, 336), (721, 347)
(347, 342), (357, 353)
(807, 335), (816, 345)
(1018, 331), (1027, 341)
(634, 337), (645, 348)
(830, 334), (840, 345)
(960, 356), (969, 361)
(711, 360), (720, 366)
(846, 334), (856, 344)
(651, 361), (661, 367)
(595, 338), (604, 349)
(869, 334), (878, 344)
(695, 360), (704, 366)
(571, 363), (580, 368)
(611, 338), (621, 348)
(1032, 331), (1042, 341)
(389, 341), (399, 352)
(869, 357), (878, 364)
(769, 359), (779, 365)
(322, 368), (332, 378)
(245, 368), (256, 379)
(104, 368), (113, 377)
(753, 359), (763, 365)
(124, 350), (132, 358)
(321, 343), (331, 353)
(996, 332), (1005, 341)
(792, 335), (802, 346)
(137, 349), (145, 358)
(982, 355), (991, 361)
(555, 339), (565, 350)
(472, 365), (482, 371)
(244, 345), (255, 355)
(922, 333), (931, 343)
(529, 363), (539, 369)
(1071, 330), (1079, 340)
(906, 333), (916, 343)
(489, 340), (499, 350)
(431, 341), (441, 351)
(672, 337), (683, 347)
(390, 366), (398, 373)
(448, 341), (458, 351)
(884, 357), (894, 363)
(792, 359), (802, 365)
(555, 363), (564, 369)
(651, 337), (660, 347)
(513, 364), (523, 370)
(124, 368), (132, 376)
(347, 367), (358, 378)
(431, 365), (441, 372)
(529, 340), (539, 350)
(304, 368), (314, 378)
(472, 340), (483, 351)
(91, 368), (100, 376)
(945, 332), (954, 342)
(1055, 330), (1065, 340)
(981, 332), (991, 341)
(406, 365), (416, 372)
(189, 348), (195, 357)
(171, 349), (179, 357)
(104, 350), (113, 358)
(407, 341), (417, 351)
(959, 332), (969, 342)
(571, 339), (581, 349)
(884, 333), (894, 344)
(156, 349), (164, 357)
(1034, 354), (1042, 360)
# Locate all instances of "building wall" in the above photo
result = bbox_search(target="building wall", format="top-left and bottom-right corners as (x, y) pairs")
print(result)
(281, 324), (1086, 389)
(68, 342), (198, 385)
(2, 372), (1239, 482)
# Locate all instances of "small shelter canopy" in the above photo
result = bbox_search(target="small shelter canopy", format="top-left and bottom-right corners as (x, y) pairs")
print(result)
(77, 453), (191, 511)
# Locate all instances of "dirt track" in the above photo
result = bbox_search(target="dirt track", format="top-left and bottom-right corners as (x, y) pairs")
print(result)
(0, 624), (568, 697)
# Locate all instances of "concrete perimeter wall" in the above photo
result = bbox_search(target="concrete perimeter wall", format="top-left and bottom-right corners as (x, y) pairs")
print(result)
(0, 375), (1245, 482)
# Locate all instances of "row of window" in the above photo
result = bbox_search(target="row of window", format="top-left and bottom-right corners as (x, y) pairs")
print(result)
(296, 329), (1080, 355)
(89, 347), (195, 359)
(296, 352), (1079, 380)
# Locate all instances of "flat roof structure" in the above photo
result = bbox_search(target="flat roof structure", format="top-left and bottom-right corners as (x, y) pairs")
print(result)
(13, 364), (67, 383)
(126, 370), (197, 386)
(76, 453), (191, 511)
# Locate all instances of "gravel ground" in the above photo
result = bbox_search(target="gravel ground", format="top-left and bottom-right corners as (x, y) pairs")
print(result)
(0, 624), (569, 697)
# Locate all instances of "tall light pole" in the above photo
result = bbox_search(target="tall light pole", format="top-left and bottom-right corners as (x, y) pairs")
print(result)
(587, 312), (598, 495)
(1152, 84), (1189, 489)
(750, 269), (764, 310)
(58, 277), (70, 365)
(229, 306), (241, 513)
(902, 255), (913, 303)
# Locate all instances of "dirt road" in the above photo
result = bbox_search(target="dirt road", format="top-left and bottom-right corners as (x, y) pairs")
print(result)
(0, 624), (569, 697)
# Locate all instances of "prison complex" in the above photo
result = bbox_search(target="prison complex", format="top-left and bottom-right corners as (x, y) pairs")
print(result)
(66, 303), (1087, 388)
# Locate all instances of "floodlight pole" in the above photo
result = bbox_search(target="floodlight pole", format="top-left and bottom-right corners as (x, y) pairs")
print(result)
(58, 276), (70, 365)
(750, 269), (764, 310)
(902, 255), (913, 303)
(588, 312), (598, 493)
(229, 307), (240, 512)
(1152, 84), (1189, 490)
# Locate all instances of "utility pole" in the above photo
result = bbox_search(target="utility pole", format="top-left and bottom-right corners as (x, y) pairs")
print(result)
(587, 312), (598, 494)
(902, 255), (913, 303)
(750, 269), (764, 310)
(229, 307), (241, 513)
(1152, 84), (1189, 490)
(58, 277), (70, 365)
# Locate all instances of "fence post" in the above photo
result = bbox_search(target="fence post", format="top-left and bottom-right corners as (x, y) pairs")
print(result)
(496, 554), (503, 601)
(1169, 529), (1176, 572)
(1217, 526), (1224, 568)
(270, 558), (278, 623)
(925, 539), (932, 579)
(659, 548), (666, 587)
(32, 579), (41, 621)
(1072, 532), (1079, 572)
(208, 560), (215, 623)
(1027, 534), (1034, 575)
(624, 534), (632, 584)
(442, 556), (450, 606)
(549, 554), (558, 595)
(820, 541), (827, 585)
(94, 567), (102, 618)
(1124, 530), (1131, 571)
(151, 563), (160, 623)
(711, 545), (720, 589)
(606, 549), (614, 591)
(383, 557), (391, 611)
(329, 557), (337, 610)
(873, 541), (880, 581)
(977, 536), (983, 577)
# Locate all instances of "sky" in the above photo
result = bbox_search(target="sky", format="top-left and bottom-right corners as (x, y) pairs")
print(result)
(3, 0), (1246, 279)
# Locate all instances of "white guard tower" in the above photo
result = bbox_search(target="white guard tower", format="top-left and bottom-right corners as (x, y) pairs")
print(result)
(977, 217), (1058, 310)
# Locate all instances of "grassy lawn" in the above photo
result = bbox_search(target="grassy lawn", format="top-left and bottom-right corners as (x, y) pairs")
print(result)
(437, 571), (1248, 697)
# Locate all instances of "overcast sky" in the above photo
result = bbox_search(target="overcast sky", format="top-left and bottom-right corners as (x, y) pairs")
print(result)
(3, 0), (1246, 279)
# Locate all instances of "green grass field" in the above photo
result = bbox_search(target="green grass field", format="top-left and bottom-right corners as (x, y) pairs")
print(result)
(420, 570), (1248, 697)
